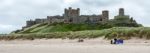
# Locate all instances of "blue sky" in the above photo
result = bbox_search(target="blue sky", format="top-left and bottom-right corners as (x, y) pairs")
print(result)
(0, 0), (150, 34)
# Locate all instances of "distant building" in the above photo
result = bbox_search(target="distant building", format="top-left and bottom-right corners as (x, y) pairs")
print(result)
(24, 7), (136, 28)
(26, 19), (36, 27)
(114, 8), (136, 22)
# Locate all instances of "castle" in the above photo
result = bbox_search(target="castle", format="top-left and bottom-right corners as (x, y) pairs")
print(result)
(24, 7), (134, 28)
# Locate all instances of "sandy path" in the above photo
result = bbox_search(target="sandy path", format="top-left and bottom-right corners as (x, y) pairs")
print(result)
(0, 39), (150, 53)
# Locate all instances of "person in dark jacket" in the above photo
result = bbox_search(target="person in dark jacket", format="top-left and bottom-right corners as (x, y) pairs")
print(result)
(111, 40), (113, 44)
(114, 38), (117, 44)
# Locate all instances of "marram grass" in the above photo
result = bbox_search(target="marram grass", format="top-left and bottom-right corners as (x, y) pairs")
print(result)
(1, 27), (150, 40)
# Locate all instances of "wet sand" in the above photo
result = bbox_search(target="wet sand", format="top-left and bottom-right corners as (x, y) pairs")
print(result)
(0, 39), (150, 53)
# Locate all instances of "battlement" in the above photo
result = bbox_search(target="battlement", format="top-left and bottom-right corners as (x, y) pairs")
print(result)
(47, 15), (64, 24)
(25, 18), (47, 28)
(64, 7), (80, 17)
(35, 18), (46, 24)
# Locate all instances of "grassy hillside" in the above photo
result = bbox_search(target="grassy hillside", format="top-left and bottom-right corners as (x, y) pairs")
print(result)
(3, 27), (150, 40)
(7, 14), (145, 40)
(15, 23), (113, 34)
(13, 15), (142, 34)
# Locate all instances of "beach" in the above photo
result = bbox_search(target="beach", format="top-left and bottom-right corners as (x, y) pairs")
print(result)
(0, 38), (150, 53)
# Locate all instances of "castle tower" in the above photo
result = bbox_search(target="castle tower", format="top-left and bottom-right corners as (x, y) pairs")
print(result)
(69, 7), (72, 9)
(102, 10), (109, 21)
(64, 7), (80, 23)
(64, 8), (69, 17)
(26, 20), (35, 27)
(119, 8), (124, 16)
(64, 7), (80, 17)
(77, 8), (80, 16)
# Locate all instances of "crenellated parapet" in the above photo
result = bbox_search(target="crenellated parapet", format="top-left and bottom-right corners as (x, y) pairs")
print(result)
(64, 7), (80, 17)
(47, 15), (64, 24)
(25, 18), (47, 28)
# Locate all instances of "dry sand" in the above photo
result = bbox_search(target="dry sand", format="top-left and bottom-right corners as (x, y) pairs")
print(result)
(0, 38), (150, 53)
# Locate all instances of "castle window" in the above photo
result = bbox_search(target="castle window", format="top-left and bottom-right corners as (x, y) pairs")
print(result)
(100, 19), (103, 21)
(69, 19), (73, 22)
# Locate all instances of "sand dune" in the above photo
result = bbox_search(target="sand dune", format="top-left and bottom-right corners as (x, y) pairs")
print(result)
(0, 39), (150, 53)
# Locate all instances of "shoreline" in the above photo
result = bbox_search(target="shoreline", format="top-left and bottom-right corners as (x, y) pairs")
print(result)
(0, 38), (150, 45)
(0, 38), (150, 53)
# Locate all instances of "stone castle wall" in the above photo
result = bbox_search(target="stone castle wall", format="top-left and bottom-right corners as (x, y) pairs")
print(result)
(25, 7), (110, 28)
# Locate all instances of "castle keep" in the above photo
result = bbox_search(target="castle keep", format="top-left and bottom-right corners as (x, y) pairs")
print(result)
(25, 7), (135, 28)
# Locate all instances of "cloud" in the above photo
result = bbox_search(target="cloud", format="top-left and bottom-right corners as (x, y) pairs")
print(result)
(80, 0), (121, 6)
(63, 0), (79, 3)
(0, 0), (150, 33)
(0, 24), (20, 34)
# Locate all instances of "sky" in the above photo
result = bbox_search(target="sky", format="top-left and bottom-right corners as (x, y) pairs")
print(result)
(0, 0), (150, 34)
